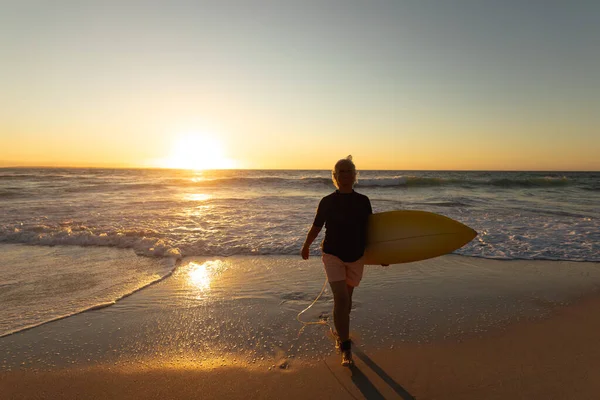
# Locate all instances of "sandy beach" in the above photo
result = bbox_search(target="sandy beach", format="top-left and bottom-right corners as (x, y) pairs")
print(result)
(2, 254), (600, 399)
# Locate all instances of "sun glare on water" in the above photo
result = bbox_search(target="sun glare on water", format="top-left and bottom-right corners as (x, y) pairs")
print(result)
(162, 132), (236, 170)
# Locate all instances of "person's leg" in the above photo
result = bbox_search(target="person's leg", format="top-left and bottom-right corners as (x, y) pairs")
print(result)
(345, 257), (363, 318)
(329, 280), (351, 342)
(347, 284), (355, 315)
(322, 254), (357, 366)
(329, 280), (354, 366)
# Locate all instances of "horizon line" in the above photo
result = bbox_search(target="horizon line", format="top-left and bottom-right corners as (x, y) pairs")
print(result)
(0, 164), (598, 173)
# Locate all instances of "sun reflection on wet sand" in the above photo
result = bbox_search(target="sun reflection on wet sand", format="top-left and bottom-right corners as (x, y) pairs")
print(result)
(187, 260), (226, 294)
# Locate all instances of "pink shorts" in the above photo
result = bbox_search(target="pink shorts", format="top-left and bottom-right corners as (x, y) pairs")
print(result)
(322, 253), (365, 287)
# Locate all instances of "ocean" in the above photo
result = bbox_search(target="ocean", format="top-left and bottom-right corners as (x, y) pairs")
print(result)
(1, 168), (599, 339)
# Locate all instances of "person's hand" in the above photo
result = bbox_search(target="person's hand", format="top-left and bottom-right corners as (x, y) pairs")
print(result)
(301, 245), (310, 260)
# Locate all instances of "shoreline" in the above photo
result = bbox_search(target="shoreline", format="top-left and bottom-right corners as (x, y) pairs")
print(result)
(3, 249), (600, 341)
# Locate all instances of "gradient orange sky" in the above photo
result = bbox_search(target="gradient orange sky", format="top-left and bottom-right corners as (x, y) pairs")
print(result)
(1, 1), (599, 171)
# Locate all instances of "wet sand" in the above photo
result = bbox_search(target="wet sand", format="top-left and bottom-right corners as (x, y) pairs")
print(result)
(2, 255), (600, 399)
(3, 293), (600, 400)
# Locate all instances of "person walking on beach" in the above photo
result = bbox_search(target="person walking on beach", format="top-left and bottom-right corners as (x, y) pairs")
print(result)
(301, 155), (375, 366)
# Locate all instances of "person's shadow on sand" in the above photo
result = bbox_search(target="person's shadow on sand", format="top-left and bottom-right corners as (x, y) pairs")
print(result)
(350, 346), (415, 400)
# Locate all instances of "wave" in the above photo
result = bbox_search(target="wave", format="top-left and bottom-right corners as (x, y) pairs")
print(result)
(583, 186), (600, 192)
(190, 176), (316, 187)
(300, 177), (333, 186)
(2, 227), (598, 264)
(0, 258), (179, 338)
(357, 176), (575, 188)
(176, 176), (452, 188)
(0, 225), (183, 258)
(515, 207), (591, 219)
(0, 189), (23, 198)
(0, 173), (87, 181)
(356, 177), (458, 187)
(183, 175), (578, 189)
(489, 177), (570, 188)
(411, 201), (471, 208)
(61, 182), (170, 194)
(459, 253), (600, 263)
(1, 173), (588, 193)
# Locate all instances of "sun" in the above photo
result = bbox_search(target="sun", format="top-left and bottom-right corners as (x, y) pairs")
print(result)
(162, 132), (236, 170)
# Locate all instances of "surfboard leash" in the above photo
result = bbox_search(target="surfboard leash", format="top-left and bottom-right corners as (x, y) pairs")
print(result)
(295, 276), (335, 337)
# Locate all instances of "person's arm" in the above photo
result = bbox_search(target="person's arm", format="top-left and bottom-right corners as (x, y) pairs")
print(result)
(303, 197), (327, 259)
(301, 225), (322, 260)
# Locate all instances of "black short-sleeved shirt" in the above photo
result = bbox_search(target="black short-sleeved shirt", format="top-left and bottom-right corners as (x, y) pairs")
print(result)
(313, 190), (373, 262)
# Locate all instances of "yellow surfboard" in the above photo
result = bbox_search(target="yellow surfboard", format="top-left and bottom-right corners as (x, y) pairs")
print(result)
(363, 210), (477, 265)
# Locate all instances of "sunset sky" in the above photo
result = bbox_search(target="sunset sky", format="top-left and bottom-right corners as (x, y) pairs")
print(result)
(1, 1), (599, 170)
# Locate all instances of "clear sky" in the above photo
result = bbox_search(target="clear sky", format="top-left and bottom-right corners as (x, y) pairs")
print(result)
(1, 0), (599, 170)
